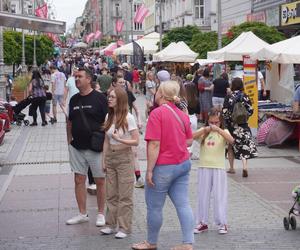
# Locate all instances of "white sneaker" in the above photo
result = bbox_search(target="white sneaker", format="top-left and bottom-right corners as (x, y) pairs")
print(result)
(66, 214), (89, 225)
(87, 184), (97, 195)
(100, 227), (116, 235)
(96, 213), (106, 227)
(115, 231), (128, 239)
(218, 224), (228, 234)
(135, 177), (145, 188)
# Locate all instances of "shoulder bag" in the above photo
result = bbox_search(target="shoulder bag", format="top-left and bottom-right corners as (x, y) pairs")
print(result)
(78, 100), (105, 152)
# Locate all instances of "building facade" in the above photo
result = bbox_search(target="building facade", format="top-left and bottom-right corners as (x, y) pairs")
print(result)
(101, 0), (145, 42)
(144, 0), (218, 34)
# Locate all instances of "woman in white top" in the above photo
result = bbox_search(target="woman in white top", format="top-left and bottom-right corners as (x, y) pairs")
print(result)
(100, 87), (139, 239)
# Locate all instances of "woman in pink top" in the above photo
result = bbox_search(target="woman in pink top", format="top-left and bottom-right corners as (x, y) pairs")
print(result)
(132, 81), (194, 250)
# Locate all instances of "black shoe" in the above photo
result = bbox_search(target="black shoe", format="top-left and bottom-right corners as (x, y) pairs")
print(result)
(41, 121), (47, 126)
(53, 118), (57, 123)
(30, 122), (37, 126)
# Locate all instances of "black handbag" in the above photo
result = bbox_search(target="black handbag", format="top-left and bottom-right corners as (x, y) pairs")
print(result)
(78, 101), (105, 152)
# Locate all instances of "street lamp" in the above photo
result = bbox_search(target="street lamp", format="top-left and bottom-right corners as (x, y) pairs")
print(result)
(0, 0), (7, 100)
(156, 0), (163, 51)
(129, 0), (133, 42)
(21, 0), (27, 73)
(33, 0), (37, 69)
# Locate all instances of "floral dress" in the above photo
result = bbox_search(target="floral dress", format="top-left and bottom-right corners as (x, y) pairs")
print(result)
(222, 90), (258, 160)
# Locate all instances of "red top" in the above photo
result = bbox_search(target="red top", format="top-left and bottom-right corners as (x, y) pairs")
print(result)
(132, 70), (140, 83)
(145, 102), (192, 165)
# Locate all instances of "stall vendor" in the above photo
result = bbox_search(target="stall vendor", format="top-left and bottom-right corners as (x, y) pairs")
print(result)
(293, 85), (300, 113)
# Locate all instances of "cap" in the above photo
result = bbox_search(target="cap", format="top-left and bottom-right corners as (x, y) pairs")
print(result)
(122, 62), (129, 69)
(157, 70), (170, 82)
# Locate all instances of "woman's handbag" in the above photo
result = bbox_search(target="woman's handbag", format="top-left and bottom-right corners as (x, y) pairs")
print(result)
(78, 101), (105, 152)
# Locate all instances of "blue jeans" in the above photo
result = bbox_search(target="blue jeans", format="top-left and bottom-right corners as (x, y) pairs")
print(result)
(145, 160), (194, 245)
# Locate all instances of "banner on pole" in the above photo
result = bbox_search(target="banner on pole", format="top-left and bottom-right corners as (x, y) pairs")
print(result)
(243, 55), (258, 128)
(133, 41), (144, 70)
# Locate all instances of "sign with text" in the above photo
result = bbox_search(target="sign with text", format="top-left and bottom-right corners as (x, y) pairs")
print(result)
(243, 56), (258, 128)
(280, 1), (300, 26)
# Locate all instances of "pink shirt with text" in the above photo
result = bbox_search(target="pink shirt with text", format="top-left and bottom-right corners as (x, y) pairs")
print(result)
(145, 102), (192, 165)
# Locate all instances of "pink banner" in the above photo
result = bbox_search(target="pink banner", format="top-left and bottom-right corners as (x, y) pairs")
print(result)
(134, 4), (149, 23)
(94, 30), (102, 40)
(116, 19), (124, 33)
(35, 4), (48, 18)
(86, 33), (95, 43)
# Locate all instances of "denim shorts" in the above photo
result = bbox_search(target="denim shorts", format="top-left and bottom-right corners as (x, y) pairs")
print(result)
(68, 144), (105, 178)
(53, 94), (64, 106)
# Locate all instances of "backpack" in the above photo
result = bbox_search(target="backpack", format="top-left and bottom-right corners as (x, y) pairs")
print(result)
(232, 96), (248, 125)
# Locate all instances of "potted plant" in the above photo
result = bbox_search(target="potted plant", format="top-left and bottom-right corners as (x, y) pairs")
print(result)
(12, 74), (31, 102)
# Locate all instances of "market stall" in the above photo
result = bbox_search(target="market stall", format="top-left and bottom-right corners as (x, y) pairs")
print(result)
(113, 32), (159, 56)
(207, 31), (269, 61)
(153, 41), (198, 63)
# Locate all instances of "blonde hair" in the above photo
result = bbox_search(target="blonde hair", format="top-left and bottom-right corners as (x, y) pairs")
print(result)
(159, 80), (180, 102)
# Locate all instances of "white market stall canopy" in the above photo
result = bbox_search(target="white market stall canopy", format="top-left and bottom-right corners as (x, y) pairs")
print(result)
(153, 41), (198, 63)
(207, 31), (270, 61)
(113, 32), (159, 56)
(251, 35), (300, 64)
(72, 42), (88, 49)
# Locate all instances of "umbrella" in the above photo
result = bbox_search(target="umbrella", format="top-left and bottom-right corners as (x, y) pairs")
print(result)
(265, 120), (296, 147)
(73, 42), (88, 49)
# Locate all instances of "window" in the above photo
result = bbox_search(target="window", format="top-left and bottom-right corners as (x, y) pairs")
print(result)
(134, 22), (143, 31)
(194, 0), (204, 19)
(10, 4), (16, 13)
(115, 3), (121, 17)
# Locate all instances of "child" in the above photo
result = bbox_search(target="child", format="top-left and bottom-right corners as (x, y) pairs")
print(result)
(43, 85), (54, 123)
(193, 108), (234, 235)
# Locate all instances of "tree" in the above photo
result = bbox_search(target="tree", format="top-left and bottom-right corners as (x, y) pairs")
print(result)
(161, 25), (200, 48)
(190, 31), (218, 59)
(223, 22), (286, 46)
(3, 30), (54, 66)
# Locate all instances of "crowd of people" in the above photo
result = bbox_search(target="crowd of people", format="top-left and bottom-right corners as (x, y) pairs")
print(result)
(9, 51), (259, 250)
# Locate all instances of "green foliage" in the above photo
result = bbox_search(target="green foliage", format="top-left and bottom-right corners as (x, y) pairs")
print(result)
(13, 74), (31, 91)
(162, 25), (200, 48)
(191, 31), (218, 59)
(3, 30), (54, 66)
(222, 22), (286, 46)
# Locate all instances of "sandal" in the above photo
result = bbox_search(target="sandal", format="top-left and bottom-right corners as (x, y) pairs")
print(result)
(132, 241), (157, 250)
(227, 169), (236, 174)
(171, 244), (193, 250)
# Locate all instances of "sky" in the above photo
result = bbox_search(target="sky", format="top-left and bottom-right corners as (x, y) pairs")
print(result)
(51, 0), (86, 31)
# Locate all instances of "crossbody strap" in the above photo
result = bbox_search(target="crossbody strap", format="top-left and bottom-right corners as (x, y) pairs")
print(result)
(78, 100), (92, 134)
(163, 104), (186, 133)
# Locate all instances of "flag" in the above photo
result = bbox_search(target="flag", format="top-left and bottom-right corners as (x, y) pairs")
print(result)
(35, 3), (48, 18)
(86, 33), (95, 43)
(94, 30), (102, 40)
(133, 41), (144, 70)
(134, 4), (149, 24)
(116, 19), (124, 33)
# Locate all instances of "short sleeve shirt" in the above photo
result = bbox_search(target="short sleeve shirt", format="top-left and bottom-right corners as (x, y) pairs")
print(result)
(145, 102), (192, 165)
(199, 129), (230, 169)
(51, 71), (66, 95)
(106, 113), (137, 145)
(68, 90), (108, 150)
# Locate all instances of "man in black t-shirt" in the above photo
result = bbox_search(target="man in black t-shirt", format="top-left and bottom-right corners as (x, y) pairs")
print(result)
(66, 67), (108, 227)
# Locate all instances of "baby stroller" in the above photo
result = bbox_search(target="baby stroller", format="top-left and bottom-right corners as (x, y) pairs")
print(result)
(283, 186), (300, 230)
(12, 96), (32, 126)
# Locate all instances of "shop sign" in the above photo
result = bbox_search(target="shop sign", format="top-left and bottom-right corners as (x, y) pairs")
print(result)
(247, 11), (266, 23)
(243, 56), (258, 129)
(266, 7), (280, 27)
(280, 1), (300, 26)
